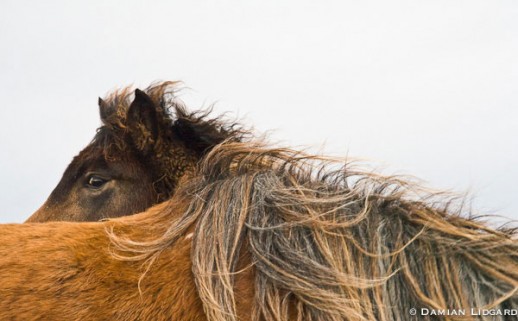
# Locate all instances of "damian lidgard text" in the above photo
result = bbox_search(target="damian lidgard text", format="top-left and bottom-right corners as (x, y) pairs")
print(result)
(420, 308), (517, 317)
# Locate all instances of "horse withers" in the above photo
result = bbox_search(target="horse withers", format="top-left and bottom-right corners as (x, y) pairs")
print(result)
(27, 82), (240, 222)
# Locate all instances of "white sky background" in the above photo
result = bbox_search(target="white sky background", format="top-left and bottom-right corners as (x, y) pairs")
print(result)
(0, 1), (516, 223)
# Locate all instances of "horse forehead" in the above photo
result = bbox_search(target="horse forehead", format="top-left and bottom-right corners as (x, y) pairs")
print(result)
(74, 147), (147, 174)
(60, 146), (122, 178)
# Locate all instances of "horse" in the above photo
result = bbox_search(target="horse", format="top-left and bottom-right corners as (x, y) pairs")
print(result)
(2, 82), (517, 320)
(27, 82), (242, 222)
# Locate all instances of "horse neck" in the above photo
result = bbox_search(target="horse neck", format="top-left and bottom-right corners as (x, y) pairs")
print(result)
(150, 141), (200, 201)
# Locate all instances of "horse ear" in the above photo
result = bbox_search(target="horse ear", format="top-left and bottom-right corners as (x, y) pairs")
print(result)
(98, 97), (111, 123)
(127, 89), (159, 153)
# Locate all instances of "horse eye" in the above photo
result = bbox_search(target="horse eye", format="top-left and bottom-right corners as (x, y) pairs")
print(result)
(86, 176), (108, 189)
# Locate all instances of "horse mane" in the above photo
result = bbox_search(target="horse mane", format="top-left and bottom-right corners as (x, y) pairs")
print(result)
(108, 126), (518, 320)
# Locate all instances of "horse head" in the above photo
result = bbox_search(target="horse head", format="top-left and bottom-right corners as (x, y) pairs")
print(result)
(27, 82), (239, 222)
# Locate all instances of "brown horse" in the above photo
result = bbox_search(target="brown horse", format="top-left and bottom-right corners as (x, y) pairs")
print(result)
(27, 82), (241, 222)
(2, 84), (518, 319)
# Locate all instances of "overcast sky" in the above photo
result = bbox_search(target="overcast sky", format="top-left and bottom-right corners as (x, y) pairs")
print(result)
(0, 1), (516, 223)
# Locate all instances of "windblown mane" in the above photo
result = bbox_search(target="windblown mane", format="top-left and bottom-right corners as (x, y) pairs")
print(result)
(109, 137), (518, 319)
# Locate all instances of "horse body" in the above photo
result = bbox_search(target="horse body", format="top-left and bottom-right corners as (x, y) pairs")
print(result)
(2, 82), (517, 320)
(1, 206), (208, 321)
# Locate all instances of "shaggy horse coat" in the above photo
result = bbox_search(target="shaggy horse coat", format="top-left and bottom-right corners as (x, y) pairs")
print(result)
(2, 141), (518, 321)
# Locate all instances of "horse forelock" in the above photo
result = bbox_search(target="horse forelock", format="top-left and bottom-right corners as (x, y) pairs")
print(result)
(108, 141), (518, 321)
